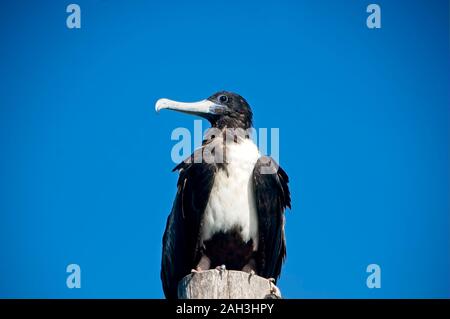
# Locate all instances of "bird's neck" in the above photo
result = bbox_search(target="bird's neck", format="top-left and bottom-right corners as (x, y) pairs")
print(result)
(204, 126), (253, 145)
(210, 115), (252, 130)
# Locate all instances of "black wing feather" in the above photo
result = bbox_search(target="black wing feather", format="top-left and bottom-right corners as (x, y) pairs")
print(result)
(160, 153), (216, 299)
(253, 156), (291, 281)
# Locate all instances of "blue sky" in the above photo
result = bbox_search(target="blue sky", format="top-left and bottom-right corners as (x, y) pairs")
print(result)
(0, 0), (448, 298)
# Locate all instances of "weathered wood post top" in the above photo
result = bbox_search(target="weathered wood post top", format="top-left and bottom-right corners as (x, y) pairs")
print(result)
(178, 270), (282, 299)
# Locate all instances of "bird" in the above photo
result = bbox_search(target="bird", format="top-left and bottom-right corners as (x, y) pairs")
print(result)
(156, 91), (291, 299)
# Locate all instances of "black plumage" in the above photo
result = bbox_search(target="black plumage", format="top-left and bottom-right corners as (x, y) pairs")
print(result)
(157, 92), (291, 299)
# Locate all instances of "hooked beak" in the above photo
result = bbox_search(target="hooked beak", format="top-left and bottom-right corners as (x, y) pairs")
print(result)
(155, 98), (221, 117)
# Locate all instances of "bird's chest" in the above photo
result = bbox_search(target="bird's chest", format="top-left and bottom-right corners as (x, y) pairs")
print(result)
(201, 140), (260, 248)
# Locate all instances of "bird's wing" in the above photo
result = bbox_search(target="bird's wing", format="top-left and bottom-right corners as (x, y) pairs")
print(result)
(252, 156), (291, 281)
(161, 150), (216, 299)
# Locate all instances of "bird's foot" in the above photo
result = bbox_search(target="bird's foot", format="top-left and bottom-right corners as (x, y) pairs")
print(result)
(194, 255), (211, 273)
(242, 258), (256, 274)
(268, 279), (281, 297)
(215, 264), (226, 273)
(190, 267), (204, 276)
(247, 270), (255, 282)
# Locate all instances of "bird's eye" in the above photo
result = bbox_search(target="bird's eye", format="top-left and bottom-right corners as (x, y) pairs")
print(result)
(218, 95), (228, 103)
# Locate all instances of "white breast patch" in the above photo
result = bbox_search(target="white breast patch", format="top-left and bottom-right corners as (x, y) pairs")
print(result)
(201, 138), (260, 250)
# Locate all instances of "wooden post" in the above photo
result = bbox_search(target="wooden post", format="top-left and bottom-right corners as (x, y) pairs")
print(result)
(177, 269), (282, 299)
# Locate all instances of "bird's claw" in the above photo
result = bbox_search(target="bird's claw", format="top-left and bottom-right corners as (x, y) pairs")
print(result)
(247, 270), (256, 282)
(268, 279), (281, 297)
(215, 264), (226, 272)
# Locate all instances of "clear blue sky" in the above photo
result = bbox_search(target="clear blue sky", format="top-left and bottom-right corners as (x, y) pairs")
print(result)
(0, 0), (448, 298)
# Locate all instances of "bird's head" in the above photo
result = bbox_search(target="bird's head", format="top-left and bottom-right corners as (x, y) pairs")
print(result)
(155, 91), (253, 129)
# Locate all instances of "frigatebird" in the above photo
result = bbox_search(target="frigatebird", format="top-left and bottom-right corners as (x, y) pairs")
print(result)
(156, 91), (291, 299)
